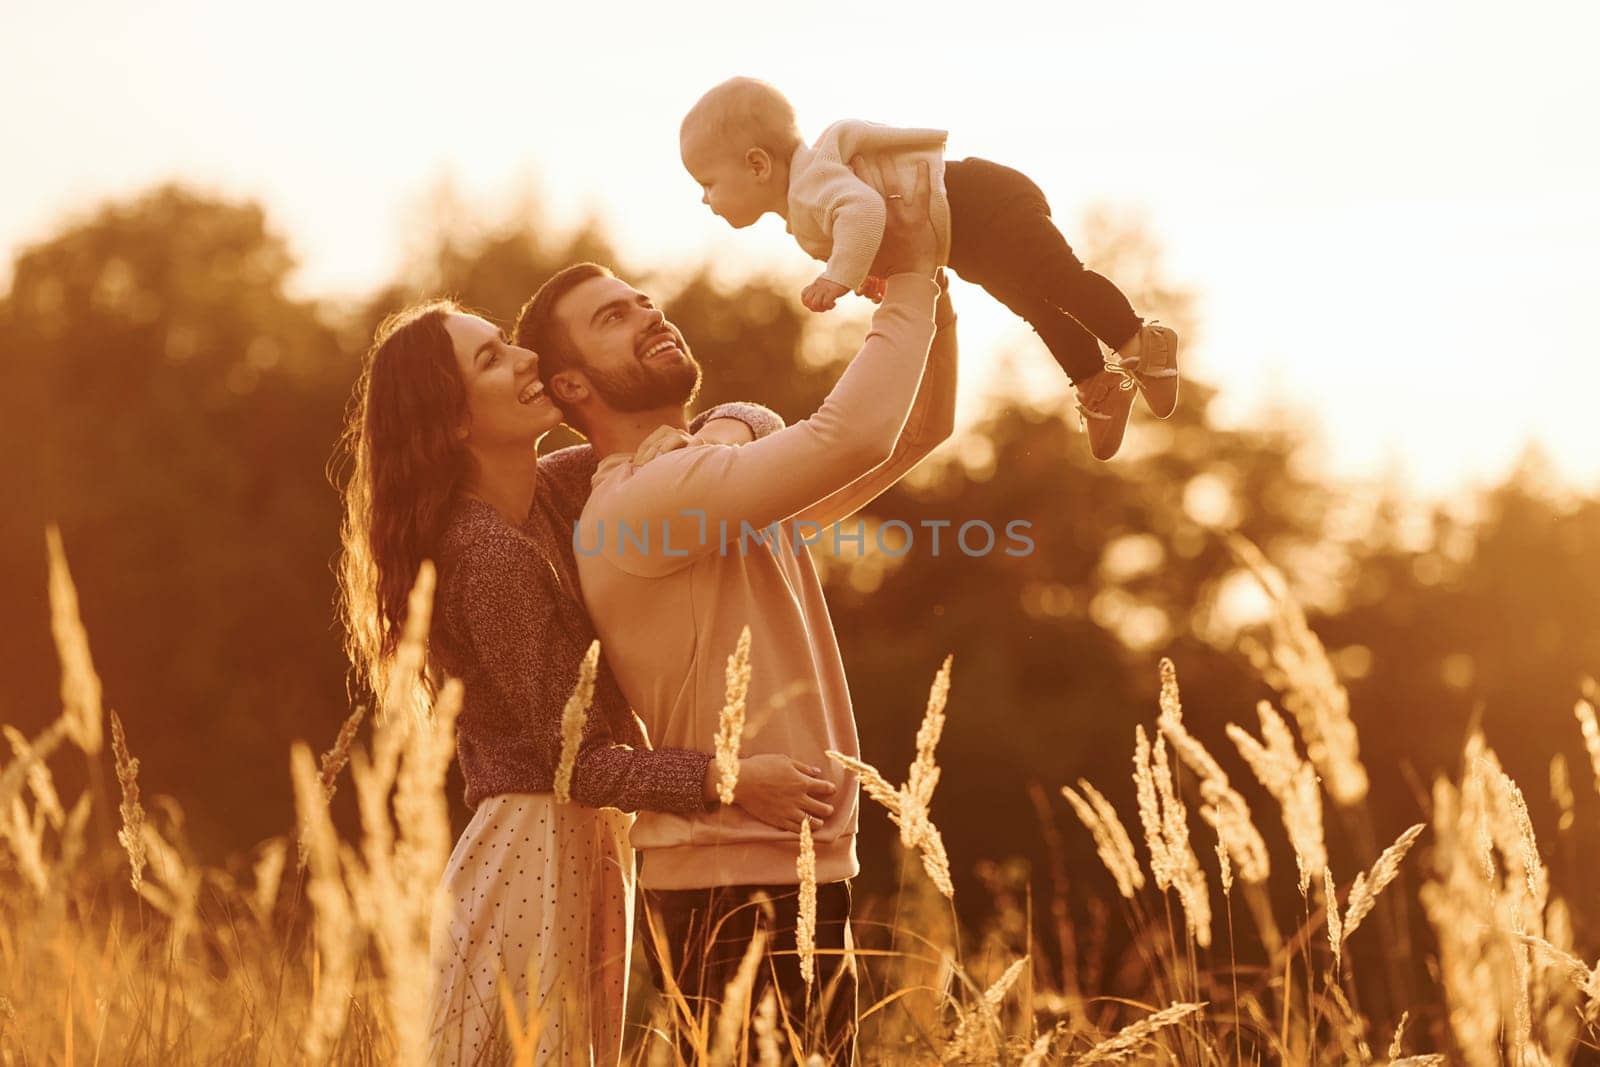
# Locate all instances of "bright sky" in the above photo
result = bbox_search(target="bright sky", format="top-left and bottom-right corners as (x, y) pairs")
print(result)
(5, 0), (1597, 496)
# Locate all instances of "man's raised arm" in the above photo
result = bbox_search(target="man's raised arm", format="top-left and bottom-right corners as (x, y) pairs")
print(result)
(582, 164), (942, 576)
(796, 275), (958, 529)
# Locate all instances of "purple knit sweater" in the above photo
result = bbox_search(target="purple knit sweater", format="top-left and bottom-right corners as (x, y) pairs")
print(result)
(430, 404), (782, 813)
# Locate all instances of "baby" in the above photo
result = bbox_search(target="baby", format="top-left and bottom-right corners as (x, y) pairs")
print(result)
(679, 77), (1179, 461)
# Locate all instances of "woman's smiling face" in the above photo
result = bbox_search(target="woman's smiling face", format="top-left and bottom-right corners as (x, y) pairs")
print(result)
(445, 313), (563, 446)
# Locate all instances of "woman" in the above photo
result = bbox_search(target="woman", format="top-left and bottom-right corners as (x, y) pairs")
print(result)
(336, 299), (836, 1065)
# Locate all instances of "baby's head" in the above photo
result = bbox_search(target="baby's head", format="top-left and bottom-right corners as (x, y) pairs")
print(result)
(679, 77), (803, 228)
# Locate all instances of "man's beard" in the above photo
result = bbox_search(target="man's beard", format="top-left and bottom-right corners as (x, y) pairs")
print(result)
(586, 350), (702, 413)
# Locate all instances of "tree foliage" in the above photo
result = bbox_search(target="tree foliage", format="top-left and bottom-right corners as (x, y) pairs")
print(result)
(2, 183), (1595, 918)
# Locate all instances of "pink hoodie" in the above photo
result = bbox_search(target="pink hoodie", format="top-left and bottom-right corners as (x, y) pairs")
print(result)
(576, 275), (957, 889)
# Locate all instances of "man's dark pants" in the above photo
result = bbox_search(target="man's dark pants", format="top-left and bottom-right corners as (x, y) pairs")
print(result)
(641, 881), (857, 1063)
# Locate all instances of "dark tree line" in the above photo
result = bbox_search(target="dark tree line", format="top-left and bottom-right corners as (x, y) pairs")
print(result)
(2, 185), (1595, 953)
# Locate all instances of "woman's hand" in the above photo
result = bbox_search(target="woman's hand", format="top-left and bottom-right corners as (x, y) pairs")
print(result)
(631, 424), (700, 467)
(725, 754), (837, 833)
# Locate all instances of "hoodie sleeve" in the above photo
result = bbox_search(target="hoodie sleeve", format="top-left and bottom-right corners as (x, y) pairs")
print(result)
(798, 293), (958, 527)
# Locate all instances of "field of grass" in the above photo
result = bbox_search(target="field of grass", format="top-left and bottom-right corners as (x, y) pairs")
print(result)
(2, 527), (1597, 1064)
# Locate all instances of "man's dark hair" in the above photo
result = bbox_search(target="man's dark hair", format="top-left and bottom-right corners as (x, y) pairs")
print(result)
(514, 262), (613, 387)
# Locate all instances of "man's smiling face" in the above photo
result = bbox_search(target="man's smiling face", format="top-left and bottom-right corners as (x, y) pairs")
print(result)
(550, 274), (702, 413)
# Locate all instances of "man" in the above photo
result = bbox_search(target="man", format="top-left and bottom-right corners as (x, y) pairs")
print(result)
(515, 161), (955, 1061)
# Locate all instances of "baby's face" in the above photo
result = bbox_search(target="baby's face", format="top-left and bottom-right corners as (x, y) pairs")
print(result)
(680, 131), (769, 229)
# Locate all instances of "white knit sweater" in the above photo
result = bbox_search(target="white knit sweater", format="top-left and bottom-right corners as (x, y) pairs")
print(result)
(786, 120), (951, 289)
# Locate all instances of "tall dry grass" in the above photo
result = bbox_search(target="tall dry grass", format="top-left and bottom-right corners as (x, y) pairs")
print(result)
(2, 528), (1597, 1063)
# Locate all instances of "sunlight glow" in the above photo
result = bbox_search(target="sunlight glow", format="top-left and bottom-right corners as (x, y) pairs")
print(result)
(3, 0), (1597, 495)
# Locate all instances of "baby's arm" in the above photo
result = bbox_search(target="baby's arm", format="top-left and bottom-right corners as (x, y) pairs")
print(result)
(803, 175), (888, 312)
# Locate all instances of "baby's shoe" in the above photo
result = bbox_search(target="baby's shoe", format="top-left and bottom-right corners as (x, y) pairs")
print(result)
(1118, 323), (1180, 418)
(1075, 366), (1137, 461)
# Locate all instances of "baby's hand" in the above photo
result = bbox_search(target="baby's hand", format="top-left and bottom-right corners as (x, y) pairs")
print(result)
(801, 277), (849, 313)
(855, 275), (886, 304)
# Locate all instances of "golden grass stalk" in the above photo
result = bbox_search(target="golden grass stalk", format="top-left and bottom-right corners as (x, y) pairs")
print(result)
(1540, 899), (1581, 1061)
(1061, 781), (1144, 899)
(827, 750), (898, 811)
(250, 837), (288, 925)
(50, 794), (91, 889)
(709, 924), (769, 1066)
(1390, 1057), (1447, 1066)
(1324, 867), (1343, 973)
(395, 677), (462, 883)
(45, 525), (104, 756)
(891, 655), (952, 861)
(290, 741), (357, 1062)
(1020, 1023), (1064, 1067)
(362, 675), (462, 1065)
(1550, 753), (1575, 833)
(1157, 657), (1182, 722)
(917, 822), (955, 900)
(1228, 534), (1368, 806)
(554, 641), (599, 804)
(109, 711), (147, 893)
(825, 656), (958, 899)
(1574, 696), (1600, 797)
(493, 970), (541, 1066)
(1133, 724), (1172, 891)
(1420, 768), (1518, 1067)
(828, 748), (955, 897)
(0, 719), (65, 813)
(946, 955), (1028, 1063)
(797, 817), (817, 988)
(1076, 1000), (1206, 1064)
(1500, 771), (1547, 914)
(1471, 745), (1549, 927)
(0, 720), (69, 899)
(753, 989), (782, 1067)
(4, 797), (50, 895)
(902, 655), (952, 848)
(318, 704), (366, 801)
(1388, 1010), (1409, 1058)
(714, 626), (752, 805)
(1158, 688), (1270, 885)
(2, 726), (65, 830)
(1342, 822), (1425, 943)
(1215, 834), (1232, 895)
(138, 819), (201, 950)
(380, 559), (436, 725)
(1509, 930), (1598, 1002)
(1229, 701), (1325, 896)
(1153, 732), (1212, 947)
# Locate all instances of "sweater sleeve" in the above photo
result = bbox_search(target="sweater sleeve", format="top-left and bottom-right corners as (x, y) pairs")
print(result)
(582, 274), (939, 576)
(798, 297), (958, 527)
(818, 178), (888, 290)
(690, 401), (787, 440)
(456, 530), (712, 814)
(537, 444), (599, 523)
